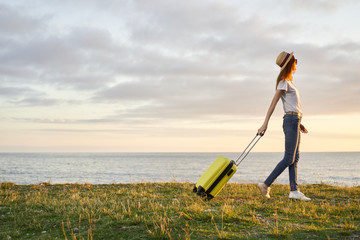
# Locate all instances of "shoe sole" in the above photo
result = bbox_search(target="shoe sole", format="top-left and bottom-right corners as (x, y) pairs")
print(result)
(289, 197), (311, 201)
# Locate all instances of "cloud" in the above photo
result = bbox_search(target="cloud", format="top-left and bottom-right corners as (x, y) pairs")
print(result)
(0, 85), (34, 97)
(0, 84), (61, 107)
(89, 37), (360, 121)
(294, 42), (360, 114)
(0, 0), (359, 121)
(0, 2), (46, 36)
(10, 97), (60, 107)
(289, 0), (350, 12)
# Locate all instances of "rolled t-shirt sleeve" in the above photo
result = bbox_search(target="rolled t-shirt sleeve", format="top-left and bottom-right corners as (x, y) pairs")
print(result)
(277, 80), (287, 91)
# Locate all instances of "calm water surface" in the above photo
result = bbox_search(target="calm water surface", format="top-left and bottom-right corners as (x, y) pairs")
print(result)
(0, 152), (359, 186)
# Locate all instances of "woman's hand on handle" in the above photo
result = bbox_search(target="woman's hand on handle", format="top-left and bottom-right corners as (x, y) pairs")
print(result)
(258, 123), (268, 136)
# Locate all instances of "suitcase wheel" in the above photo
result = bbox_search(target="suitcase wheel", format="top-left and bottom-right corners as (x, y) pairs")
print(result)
(192, 186), (197, 193)
(205, 194), (214, 201)
(196, 186), (206, 196)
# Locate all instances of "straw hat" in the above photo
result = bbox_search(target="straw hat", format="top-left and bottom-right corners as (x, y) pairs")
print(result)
(276, 51), (294, 71)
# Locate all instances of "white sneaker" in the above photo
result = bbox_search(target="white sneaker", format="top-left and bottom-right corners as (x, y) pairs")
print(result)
(257, 183), (270, 199)
(289, 191), (311, 201)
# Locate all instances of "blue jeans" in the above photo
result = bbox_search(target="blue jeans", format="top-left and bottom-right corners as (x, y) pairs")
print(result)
(264, 114), (301, 191)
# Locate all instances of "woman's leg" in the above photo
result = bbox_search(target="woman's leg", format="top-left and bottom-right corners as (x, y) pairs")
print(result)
(264, 116), (300, 187)
(288, 133), (300, 191)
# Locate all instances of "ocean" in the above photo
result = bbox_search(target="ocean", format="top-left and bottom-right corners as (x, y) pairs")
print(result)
(0, 152), (359, 186)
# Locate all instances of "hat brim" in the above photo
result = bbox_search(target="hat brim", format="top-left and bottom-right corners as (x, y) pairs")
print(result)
(280, 52), (294, 71)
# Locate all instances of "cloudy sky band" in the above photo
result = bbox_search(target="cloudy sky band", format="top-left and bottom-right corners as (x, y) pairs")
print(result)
(1, 0), (360, 151)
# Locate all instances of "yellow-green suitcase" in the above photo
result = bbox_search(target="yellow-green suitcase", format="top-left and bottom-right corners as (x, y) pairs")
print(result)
(193, 134), (263, 200)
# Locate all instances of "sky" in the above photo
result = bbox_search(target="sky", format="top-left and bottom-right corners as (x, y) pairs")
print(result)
(0, 0), (360, 152)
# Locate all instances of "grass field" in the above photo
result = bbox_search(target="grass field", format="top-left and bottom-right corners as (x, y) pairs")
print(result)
(1, 182), (359, 239)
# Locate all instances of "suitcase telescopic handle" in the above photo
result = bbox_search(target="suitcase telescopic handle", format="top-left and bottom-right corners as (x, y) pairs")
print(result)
(235, 133), (263, 166)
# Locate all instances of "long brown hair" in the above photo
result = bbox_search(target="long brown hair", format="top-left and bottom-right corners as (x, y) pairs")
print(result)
(276, 57), (296, 88)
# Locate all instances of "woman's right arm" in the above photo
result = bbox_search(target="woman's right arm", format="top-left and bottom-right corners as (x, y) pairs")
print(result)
(257, 89), (284, 135)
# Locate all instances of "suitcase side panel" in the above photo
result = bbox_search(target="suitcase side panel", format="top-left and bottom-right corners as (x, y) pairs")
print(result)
(207, 163), (237, 198)
(195, 156), (230, 191)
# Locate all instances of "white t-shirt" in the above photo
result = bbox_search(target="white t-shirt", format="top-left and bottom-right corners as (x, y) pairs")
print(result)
(277, 80), (302, 113)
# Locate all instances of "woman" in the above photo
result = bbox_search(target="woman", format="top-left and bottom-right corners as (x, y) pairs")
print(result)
(257, 51), (311, 201)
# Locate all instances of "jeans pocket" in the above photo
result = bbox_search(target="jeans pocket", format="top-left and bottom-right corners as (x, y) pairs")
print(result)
(283, 118), (299, 133)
